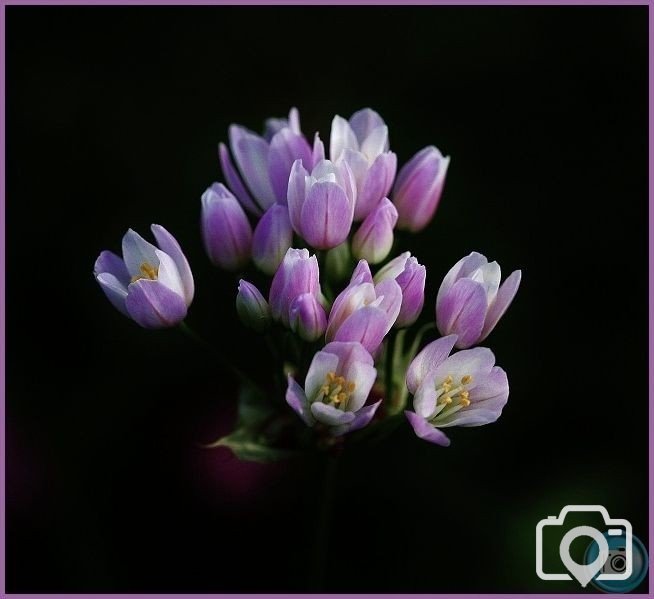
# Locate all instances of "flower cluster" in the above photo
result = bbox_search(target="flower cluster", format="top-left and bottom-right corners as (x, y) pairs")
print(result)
(94, 107), (521, 456)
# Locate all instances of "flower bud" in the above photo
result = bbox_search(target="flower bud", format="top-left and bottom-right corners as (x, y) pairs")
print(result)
(289, 293), (327, 342)
(201, 183), (252, 271)
(269, 248), (320, 327)
(252, 204), (293, 275)
(436, 252), (522, 348)
(351, 198), (398, 264)
(392, 146), (450, 232)
(236, 280), (271, 333)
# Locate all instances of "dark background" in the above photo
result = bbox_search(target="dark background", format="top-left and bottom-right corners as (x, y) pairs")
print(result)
(5, 6), (649, 593)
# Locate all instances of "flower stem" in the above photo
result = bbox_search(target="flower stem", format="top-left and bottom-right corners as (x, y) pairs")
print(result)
(178, 321), (264, 395)
(310, 455), (339, 591)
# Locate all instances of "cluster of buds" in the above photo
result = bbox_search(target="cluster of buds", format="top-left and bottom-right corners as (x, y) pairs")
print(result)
(94, 107), (521, 453)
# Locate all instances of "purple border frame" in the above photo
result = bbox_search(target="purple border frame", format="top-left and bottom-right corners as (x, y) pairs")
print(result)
(0, 0), (651, 597)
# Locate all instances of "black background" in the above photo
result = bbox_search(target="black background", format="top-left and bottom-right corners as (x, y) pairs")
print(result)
(6, 6), (649, 593)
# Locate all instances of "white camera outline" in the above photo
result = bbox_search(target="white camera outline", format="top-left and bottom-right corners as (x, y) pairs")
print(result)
(536, 505), (633, 582)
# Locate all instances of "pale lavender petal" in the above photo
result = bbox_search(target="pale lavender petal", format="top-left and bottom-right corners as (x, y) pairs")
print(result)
(263, 117), (289, 142)
(321, 340), (374, 367)
(436, 251), (488, 309)
(121, 229), (160, 279)
(341, 362), (377, 412)
(151, 225), (194, 305)
(374, 252), (410, 283)
(94, 250), (130, 286)
(229, 125), (276, 209)
(334, 305), (389, 355)
(350, 259), (373, 284)
(480, 270), (522, 341)
(289, 293), (327, 342)
(201, 183), (252, 271)
(300, 181), (353, 249)
(286, 375), (315, 426)
(288, 106), (301, 135)
(352, 198), (398, 264)
(436, 278), (488, 349)
(325, 281), (376, 341)
(125, 279), (187, 329)
(332, 400), (381, 436)
(268, 128), (313, 203)
(218, 142), (262, 216)
(469, 260), (501, 304)
(329, 115), (358, 162)
(470, 366), (509, 412)
(286, 159), (308, 233)
(304, 348), (340, 401)
(432, 347), (496, 385)
(349, 108), (386, 146)
(310, 402), (356, 426)
(360, 125), (388, 161)
(405, 411), (451, 446)
(436, 408), (502, 428)
(252, 204), (293, 275)
(355, 152), (397, 220)
(96, 272), (129, 316)
(374, 278), (403, 328)
(406, 335), (458, 394)
(312, 133), (325, 168)
(154, 249), (185, 298)
(413, 380), (438, 419)
(395, 257), (426, 328)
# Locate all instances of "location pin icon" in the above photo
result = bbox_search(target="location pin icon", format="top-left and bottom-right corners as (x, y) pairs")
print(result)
(560, 526), (609, 587)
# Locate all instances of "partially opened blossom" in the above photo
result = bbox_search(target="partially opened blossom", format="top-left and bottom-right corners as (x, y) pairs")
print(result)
(352, 198), (398, 264)
(201, 183), (252, 271)
(94, 225), (194, 329)
(287, 158), (357, 249)
(404, 335), (509, 446)
(286, 341), (381, 436)
(375, 252), (426, 328)
(219, 107), (313, 214)
(330, 108), (397, 221)
(289, 293), (327, 342)
(392, 146), (450, 232)
(326, 260), (402, 354)
(236, 280), (271, 333)
(436, 252), (522, 349)
(252, 204), (293, 275)
(269, 248), (320, 326)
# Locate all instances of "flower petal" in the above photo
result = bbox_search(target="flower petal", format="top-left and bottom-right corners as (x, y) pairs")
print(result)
(154, 249), (185, 299)
(360, 125), (388, 161)
(300, 181), (353, 249)
(286, 375), (315, 426)
(329, 115), (359, 162)
(432, 347), (496, 385)
(405, 411), (451, 446)
(341, 362), (377, 412)
(229, 125), (276, 209)
(268, 128), (313, 203)
(304, 350), (340, 401)
(333, 305), (389, 355)
(436, 278), (488, 349)
(349, 108), (386, 146)
(436, 252), (488, 308)
(310, 402), (356, 426)
(96, 272), (129, 316)
(94, 250), (130, 285)
(332, 400), (381, 436)
(406, 335), (458, 394)
(356, 152), (397, 220)
(218, 142), (262, 216)
(121, 229), (160, 279)
(151, 225), (194, 305)
(480, 269), (522, 341)
(125, 279), (187, 329)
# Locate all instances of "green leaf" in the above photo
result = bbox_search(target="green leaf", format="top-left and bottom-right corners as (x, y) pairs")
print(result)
(212, 428), (297, 463)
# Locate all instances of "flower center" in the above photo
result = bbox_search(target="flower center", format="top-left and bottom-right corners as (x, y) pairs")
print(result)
(131, 261), (158, 283)
(319, 371), (356, 410)
(429, 374), (472, 422)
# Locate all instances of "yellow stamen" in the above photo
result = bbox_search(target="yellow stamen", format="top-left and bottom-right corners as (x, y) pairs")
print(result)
(461, 375), (472, 385)
(131, 261), (158, 283)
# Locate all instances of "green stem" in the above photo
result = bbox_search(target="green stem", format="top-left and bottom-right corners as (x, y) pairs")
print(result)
(385, 332), (397, 411)
(178, 321), (264, 395)
(311, 455), (339, 591)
